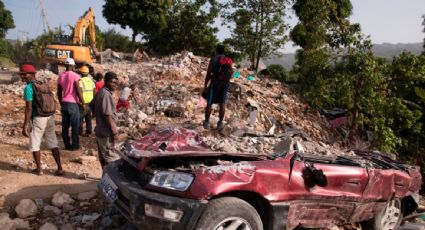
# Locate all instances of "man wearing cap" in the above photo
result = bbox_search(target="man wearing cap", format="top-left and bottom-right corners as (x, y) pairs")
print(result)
(94, 71), (120, 169)
(20, 64), (64, 175)
(57, 58), (82, 150)
(78, 65), (95, 136)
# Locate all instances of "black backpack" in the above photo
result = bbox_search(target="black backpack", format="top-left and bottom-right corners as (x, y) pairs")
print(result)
(32, 81), (56, 117)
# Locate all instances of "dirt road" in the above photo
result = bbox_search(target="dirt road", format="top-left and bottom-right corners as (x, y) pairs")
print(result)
(0, 90), (102, 210)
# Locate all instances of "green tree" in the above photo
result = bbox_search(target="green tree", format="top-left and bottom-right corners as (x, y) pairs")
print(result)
(102, 0), (172, 43)
(422, 14), (425, 55)
(101, 29), (134, 52)
(146, 0), (219, 56)
(222, 0), (290, 70)
(0, 0), (14, 39)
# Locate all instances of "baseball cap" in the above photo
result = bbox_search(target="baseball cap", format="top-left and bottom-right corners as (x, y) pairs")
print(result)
(64, 58), (75, 66)
(19, 64), (36, 74)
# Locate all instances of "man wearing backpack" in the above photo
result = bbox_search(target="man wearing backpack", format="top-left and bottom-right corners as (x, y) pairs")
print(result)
(203, 44), (234, 131)
(20, 64), (64, 176)
(78, 65), (95, 136)
(57, 58), (82, 150)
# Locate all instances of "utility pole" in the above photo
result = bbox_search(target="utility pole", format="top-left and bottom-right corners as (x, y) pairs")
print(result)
(39, 0), (51, 33)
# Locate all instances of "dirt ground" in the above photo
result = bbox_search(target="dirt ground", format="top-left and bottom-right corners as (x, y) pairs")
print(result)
(0, 86), (102, 210)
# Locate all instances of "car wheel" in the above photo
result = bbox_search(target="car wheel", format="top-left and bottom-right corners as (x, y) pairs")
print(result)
(368, 199), (403, 230)
(196, 197), (263, 230)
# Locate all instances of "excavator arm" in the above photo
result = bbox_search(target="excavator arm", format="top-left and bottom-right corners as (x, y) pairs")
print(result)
(73, 7), (97, 53)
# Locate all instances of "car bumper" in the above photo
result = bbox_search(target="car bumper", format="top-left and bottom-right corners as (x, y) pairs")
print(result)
(101, 161), (208, 230)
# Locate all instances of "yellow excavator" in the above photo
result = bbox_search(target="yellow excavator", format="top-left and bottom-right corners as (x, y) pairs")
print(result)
(42, 8), (97, 74)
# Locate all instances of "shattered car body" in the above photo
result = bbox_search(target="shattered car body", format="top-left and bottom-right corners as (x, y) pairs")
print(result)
(99, 128), (422, 230)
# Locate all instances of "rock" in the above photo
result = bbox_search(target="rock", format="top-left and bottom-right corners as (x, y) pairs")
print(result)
(77, 191), (97, 201)
(100, 216), (113, 228)
(52, 192), (74, 207)
(164, 105), (185, 118)
(73, 156), (97, 165)
(221, 142), (237, 153)
(0, 213), (16, 230)
(15, 199), (38, 218)
(81, 213), (101, 224)
(274, 137), (294, 153)
(62, 204), (75, 212)
(59, 223), (74, 230)
(12, 218), (30, 230)
(39, 223), (58, 230)
(137, 111), (148, 121)
(43, 205), (62, 217)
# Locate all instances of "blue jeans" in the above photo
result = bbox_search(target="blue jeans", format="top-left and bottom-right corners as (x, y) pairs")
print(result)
(61, 102), (81, 149)
(80, 105), (92, 134)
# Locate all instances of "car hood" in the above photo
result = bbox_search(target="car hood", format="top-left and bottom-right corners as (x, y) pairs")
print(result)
(115, 127), (268, 169)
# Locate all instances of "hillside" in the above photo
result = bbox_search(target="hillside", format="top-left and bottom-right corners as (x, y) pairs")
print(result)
(264, 42), (423, 70)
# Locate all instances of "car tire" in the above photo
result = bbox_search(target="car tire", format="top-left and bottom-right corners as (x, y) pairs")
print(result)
(364, 199), (403, 230)
(196, 197), (263, 230)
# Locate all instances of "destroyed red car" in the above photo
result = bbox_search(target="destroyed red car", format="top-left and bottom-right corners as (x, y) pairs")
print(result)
(99, 128), (422, 230)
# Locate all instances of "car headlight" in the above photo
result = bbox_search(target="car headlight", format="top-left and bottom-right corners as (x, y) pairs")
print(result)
(149, 171), (194, 191)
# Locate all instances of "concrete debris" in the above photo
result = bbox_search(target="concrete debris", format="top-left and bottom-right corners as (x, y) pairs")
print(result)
(43, 205), (62, 217)
(51, 192), (74, 207)
(0, 213), (17, 230)
(15, 199), (38, 218)
(12, 218), (30, 230)
(39, 222), (58, 230)
(76, 191), (97, 201)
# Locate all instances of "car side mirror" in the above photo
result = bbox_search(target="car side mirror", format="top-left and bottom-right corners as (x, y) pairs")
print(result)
(302, 164), (328, 188)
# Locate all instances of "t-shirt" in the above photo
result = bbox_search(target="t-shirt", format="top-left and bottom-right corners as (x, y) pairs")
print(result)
(95, 87), (117, 137)
(95, 81), (104, 94)
(119, 87), (132, 100)
(57, 71), (81, 103)
(23, 81), (37, 117)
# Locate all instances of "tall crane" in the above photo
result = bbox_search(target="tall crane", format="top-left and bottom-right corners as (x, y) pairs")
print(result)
(38, 0), (51, 33)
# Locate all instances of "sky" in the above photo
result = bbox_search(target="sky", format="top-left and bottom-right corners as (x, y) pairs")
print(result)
(4, 0), (425, 53)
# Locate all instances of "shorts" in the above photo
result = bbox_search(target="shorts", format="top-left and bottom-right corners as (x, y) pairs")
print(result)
(206, 80), (229, 106)
(29, 115), (58, 152)
(96, 136), (120, 167)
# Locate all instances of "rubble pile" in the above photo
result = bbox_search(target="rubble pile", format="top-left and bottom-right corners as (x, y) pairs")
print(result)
(0, 191), (136, 230)
(0, 69), (57, 96)
(100, 51), (348, 156)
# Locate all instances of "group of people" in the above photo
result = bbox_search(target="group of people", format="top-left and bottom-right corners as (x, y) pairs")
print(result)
(20, 58), (121, 175)
(19, 44), (232, 176)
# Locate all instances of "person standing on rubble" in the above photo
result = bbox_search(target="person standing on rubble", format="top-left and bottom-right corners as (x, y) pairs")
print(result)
(57, 58), (82, 150)
(94, 71), (120, 169)
(20, 64), (64, 176)
(94, 72), (104, 94)
(203, 44), (233, 130)
(78, 65), (95, 136)
(116, 84), (136, 112)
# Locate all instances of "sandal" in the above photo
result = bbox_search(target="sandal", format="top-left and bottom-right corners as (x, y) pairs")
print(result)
(31, 169), (43, 175)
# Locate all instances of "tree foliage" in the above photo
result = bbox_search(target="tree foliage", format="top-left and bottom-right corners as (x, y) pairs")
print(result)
(146, 0), (219, 56)
(102, 0), (172, 42)
(290, 0), (425, 155)
(221, 0), (290, 70)
(0, 0), (14, 39)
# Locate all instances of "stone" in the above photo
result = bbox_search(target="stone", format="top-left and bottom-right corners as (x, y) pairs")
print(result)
(15, 199), (38, 218)
(137, 111), (148, 121)
(12, 218), (30, 230)
(59, 223), (74, 230)
(43, 205), (62, 217)
(39, 223), (58, 230)
(52, 192), (74, 207)
(77, 191), (97, 201)
(0, 213), (16, 230)
(81, 213), (101, 224)
(62, 204), (75, 212)
(274, 137), (294, 153)
(100, 216), (113, 228)
(164, 105), (185, 118)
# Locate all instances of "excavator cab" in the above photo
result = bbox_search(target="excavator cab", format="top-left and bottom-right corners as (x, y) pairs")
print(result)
(42, 8), (97, 75)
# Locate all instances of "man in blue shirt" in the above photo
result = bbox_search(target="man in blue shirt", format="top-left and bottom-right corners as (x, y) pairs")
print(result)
(20, 64), (64, 176)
